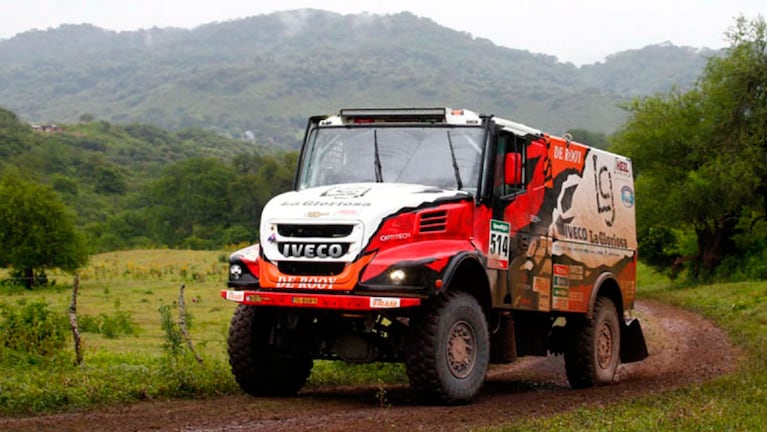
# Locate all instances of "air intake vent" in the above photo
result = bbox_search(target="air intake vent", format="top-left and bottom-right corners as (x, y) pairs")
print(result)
(419, 210), (448, 233)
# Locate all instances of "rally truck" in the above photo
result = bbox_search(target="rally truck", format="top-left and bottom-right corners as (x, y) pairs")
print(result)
(222, 107), (648, 404)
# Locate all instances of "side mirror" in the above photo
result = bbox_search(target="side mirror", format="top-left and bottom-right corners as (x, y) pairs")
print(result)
(505, 153), (522, 185)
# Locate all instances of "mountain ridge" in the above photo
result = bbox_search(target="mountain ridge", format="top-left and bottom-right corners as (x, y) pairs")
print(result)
(0, 9), (715, 148)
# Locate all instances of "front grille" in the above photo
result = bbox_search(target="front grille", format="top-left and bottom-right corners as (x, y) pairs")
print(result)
(419, 210), (448, 233)
(277, 224), (354, 238)
(278, 261), (346, 276)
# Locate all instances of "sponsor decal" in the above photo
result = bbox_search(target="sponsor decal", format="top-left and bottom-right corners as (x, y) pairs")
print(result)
(334, 209), (361, 217)
(593, 154), (616, 227)
(226, 290), (244, 302)
(321, 186), (371, 199)
(559, 224), (589, 241)
(621, 186), (635, 208)
(306, 211), (330, 218)
(246, 294), (267, 303)
(292, 296), (319, 305)
(276, 276), (338, 289)
(533, 276), (551, 311)
(557, 224), (629, 249)
(280, 242), (346, 258)
(380, 233), (411, 242)
(569, 265), (584, 281)
(370, 297), (401, 308)
(266, 225), (277, 243)
(553, 264), (570, 276)
(552, 265), (570, 309)
(553, 145), (584, 164)
(280, 200), (372, 207)
(615, 159), (631, 177)
(488, 219), (510, 270)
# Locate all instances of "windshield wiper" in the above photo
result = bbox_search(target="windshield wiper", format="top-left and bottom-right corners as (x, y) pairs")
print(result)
(446, 131), (463, 189)
(373, 129), (383, 182)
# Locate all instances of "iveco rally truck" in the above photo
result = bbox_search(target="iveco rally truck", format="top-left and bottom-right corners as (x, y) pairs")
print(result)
(222, 108), (648, 404)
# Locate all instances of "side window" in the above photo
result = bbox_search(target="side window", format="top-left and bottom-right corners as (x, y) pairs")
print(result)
(494, 131), (526, 198)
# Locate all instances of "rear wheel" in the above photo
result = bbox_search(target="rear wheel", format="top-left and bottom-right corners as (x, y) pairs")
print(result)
(228, 304), (313, 396)
(405, 291), (489, 405)
(564, 296), (620, 388)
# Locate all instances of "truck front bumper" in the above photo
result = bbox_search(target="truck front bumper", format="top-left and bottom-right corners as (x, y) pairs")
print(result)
(221, 289), (421, 311)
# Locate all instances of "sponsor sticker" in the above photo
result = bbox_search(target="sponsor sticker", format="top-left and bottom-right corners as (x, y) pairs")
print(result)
(533, 276), (551, 312)
(488, 219), (510, 270)
(306, 211), (330, 218)
(552, 267), (570, 309)
(553, 264), (570, 276)
(370, 297), (401, 308)
(321, 186), (371, 199)
(621, 186), (635, 208)
(225, 290), (244, 302)
(615, 159), (632, 177)
(292, 296), (318, 305)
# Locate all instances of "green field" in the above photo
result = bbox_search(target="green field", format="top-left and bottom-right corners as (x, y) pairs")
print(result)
(1, 252), (766, 429)
(0, 249), (406, 415)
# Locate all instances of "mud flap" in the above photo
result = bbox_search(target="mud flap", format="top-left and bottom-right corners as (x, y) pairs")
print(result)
(620, 318), (649, 363)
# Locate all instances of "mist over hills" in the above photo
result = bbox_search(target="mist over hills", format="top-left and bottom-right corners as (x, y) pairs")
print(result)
(0, 9), (715, 148)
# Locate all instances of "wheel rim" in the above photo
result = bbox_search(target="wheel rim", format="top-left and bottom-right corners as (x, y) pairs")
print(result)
(447, 320), (476, 379)
(596, 320), (615, 369)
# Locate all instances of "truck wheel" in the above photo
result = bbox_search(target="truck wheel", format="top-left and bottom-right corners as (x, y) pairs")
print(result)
(405, 291), (489, 405)
(228, 304), (313, 396)
(565, 296), (620, 388)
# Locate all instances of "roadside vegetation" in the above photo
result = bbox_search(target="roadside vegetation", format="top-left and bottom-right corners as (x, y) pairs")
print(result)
(0, 250), (406, 415)
(484, 268), (767, 431)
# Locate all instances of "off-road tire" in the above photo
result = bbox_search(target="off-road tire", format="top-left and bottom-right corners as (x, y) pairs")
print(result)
(564, 296), (621, 388)
(405, 291), (490, 405)
(228, 304), (313, 396)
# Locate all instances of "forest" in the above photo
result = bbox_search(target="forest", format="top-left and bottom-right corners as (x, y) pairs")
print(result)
(0, 109), (296, 256)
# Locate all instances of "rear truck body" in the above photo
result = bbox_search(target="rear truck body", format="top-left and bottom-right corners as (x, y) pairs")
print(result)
(222, 107), (648, 404)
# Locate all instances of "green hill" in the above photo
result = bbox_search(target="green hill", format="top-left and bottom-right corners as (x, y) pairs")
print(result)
(0, 9), (713, 148)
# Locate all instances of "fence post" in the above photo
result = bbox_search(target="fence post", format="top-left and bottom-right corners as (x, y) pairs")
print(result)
(178, 283), (203, 364)
(69, 273), (83, 365)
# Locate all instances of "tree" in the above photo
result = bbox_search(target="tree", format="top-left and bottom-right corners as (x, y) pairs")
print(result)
(147, 158), (237, 247)
(566, 128), (608, 149)
(0, 170), (88, 288)
(611, 16), (767, 279)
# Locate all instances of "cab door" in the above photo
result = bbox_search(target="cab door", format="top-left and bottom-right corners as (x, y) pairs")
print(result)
(491, 130), (552, 312)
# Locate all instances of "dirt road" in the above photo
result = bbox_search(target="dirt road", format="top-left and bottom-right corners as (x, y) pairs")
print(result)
(0, 300), (737, 432)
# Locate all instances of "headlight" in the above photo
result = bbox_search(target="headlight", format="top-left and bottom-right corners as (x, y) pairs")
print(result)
(230, 264), (243, 280)
(389, 269), (406, 285)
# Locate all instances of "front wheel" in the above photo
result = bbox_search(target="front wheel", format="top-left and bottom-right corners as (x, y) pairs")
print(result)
(405, 291), (490, 405)
(564, 296), (621, 388)
(228, 304), (313, 396)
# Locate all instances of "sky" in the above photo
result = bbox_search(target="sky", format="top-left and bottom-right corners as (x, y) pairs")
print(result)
(0, 0), (763, 65)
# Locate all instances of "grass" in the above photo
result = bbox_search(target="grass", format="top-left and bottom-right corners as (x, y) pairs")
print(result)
(2, 254), (765, 426)
(480, 265), (767, 431)
(0, 249), (405, 415)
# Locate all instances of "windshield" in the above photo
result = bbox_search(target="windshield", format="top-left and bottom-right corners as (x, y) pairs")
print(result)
(298, 126), (484, 193)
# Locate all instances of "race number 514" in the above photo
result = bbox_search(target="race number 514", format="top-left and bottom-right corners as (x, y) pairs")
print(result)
(489, 219), (510, 270)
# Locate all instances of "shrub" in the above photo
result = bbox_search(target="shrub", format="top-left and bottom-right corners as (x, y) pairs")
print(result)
(0, 300), (68, 356)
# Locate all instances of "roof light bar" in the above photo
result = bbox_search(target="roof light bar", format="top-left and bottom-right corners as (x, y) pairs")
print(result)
(340, 108), (447, 118)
